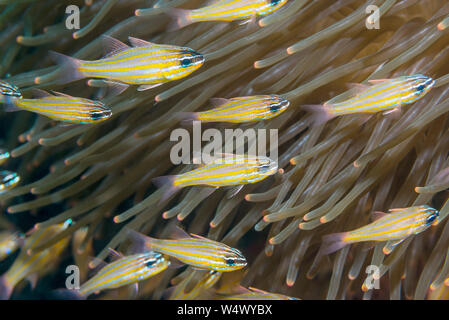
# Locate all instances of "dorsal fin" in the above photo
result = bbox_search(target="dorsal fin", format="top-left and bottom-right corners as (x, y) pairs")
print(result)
(107, 248), (124, 262)
(189, 233), (210, 241)
(368, 79), (392, 85)
(167, 225), (191, 240)
(388, 207), (407, 213)
(49, 90), (73, 98)
(209, 98), (231, 107)
(371, 211), (387, 221)
(128, 36), (156, 47)
(101, 35), (130, 59)
(31, 88), (53, 98)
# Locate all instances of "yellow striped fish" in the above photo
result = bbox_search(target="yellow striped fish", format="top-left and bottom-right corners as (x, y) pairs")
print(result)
(0, 170), (20, 194)
(44, 36), (204, 94)
(0, 149), (9, 166)
(167, 270), (221, 300)
(216, 286), (300, 300)
(4, 89), (112, 124)
(77, 251), (170, 297)
(320, 205), (439, 256)
(178, 95), (290, 123)
(0, 219), (72, 299)
(165, 0), (289, 30)
(304, 74), (435, 125)
(127, 228), (247, 272)
(0, 79), (21, 99)
(153, 154), (278, 201)
(0, 231), (23, 261)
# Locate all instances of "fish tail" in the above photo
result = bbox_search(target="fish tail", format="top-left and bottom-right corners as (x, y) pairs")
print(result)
(48, 51), (85, 85)
(319, 232), (349, 255)
(51, 288), (85, 300)
(175, 111), (200, 125)
(125, 228), (157, 253)
(152, 175), (180, 203)
(0, 276), (13, 300)
(302, 104), (335, 126)
(167, 8), (193, 31)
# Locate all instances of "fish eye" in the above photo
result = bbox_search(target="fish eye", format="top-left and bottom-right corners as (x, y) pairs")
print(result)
(417, 84), (426, 92)
(270, 0), (281, 5)
(145, 260), (155, 268)
(90, 111), (104, 120)
(425, 213), (438, 225)
(180, 57), (193, 67)
(269, 103), (281, 113)
(225, 258), (235, 266)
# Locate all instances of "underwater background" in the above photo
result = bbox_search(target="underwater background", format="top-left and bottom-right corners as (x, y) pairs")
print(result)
(1, 0), (449, 300)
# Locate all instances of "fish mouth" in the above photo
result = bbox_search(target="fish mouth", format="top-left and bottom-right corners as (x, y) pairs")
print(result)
(280, 97), (290, 108)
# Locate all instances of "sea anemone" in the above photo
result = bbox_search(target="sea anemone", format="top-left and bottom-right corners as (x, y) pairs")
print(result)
(1, 0), (449, 300)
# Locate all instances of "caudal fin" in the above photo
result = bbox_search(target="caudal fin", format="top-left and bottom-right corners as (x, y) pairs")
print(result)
(175, 112), (199, 125)
(124, 228), (156, 254)
(152, 175), (180, 203)
(0, 276), (13, 300)
(47, 51), (85, 85)
(319, 232), (349, 255)
(166, 8), (193, 31)
(50, 288), (85, 300)
(302, 104), (336, 126)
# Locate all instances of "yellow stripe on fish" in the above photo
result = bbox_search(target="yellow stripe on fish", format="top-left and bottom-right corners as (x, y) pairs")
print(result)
(4, 89), (112, 124)
(43, 36), (204, 95)
(320, 205), (439, 255)
(0, 219), (72, 299)
(304, 74), (435, 125)
(178, 95), (290, 123)
(152, 154), (278, 202)
(216, 286), (300, 300)
(168, 270), (221, 300)
(127, 228), (247, 272)
(164, 0), (289, 30)
(78, 251), (169, 297)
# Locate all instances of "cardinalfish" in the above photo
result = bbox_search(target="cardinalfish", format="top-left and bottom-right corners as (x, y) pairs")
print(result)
(3, 89), (112, 124)
(76, 251), (170, 297)
(127, 227), (247, 272)
(0, 219), (72, 299)
(216, 286), (300, 300)
(162, 0), (289, 30)
(168, 271), (222, 300)
(153, 154), (278, 202)
(178, 95), (290, 123)
(0, 149), (9, 166)
(0, 80), (22, 99)
(304, 74), (435, 125)
(0, 170), (20, 194)
(320, 205), (439, 256)
(43, 36), (204, 95)
(0, 231), (23, 261)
